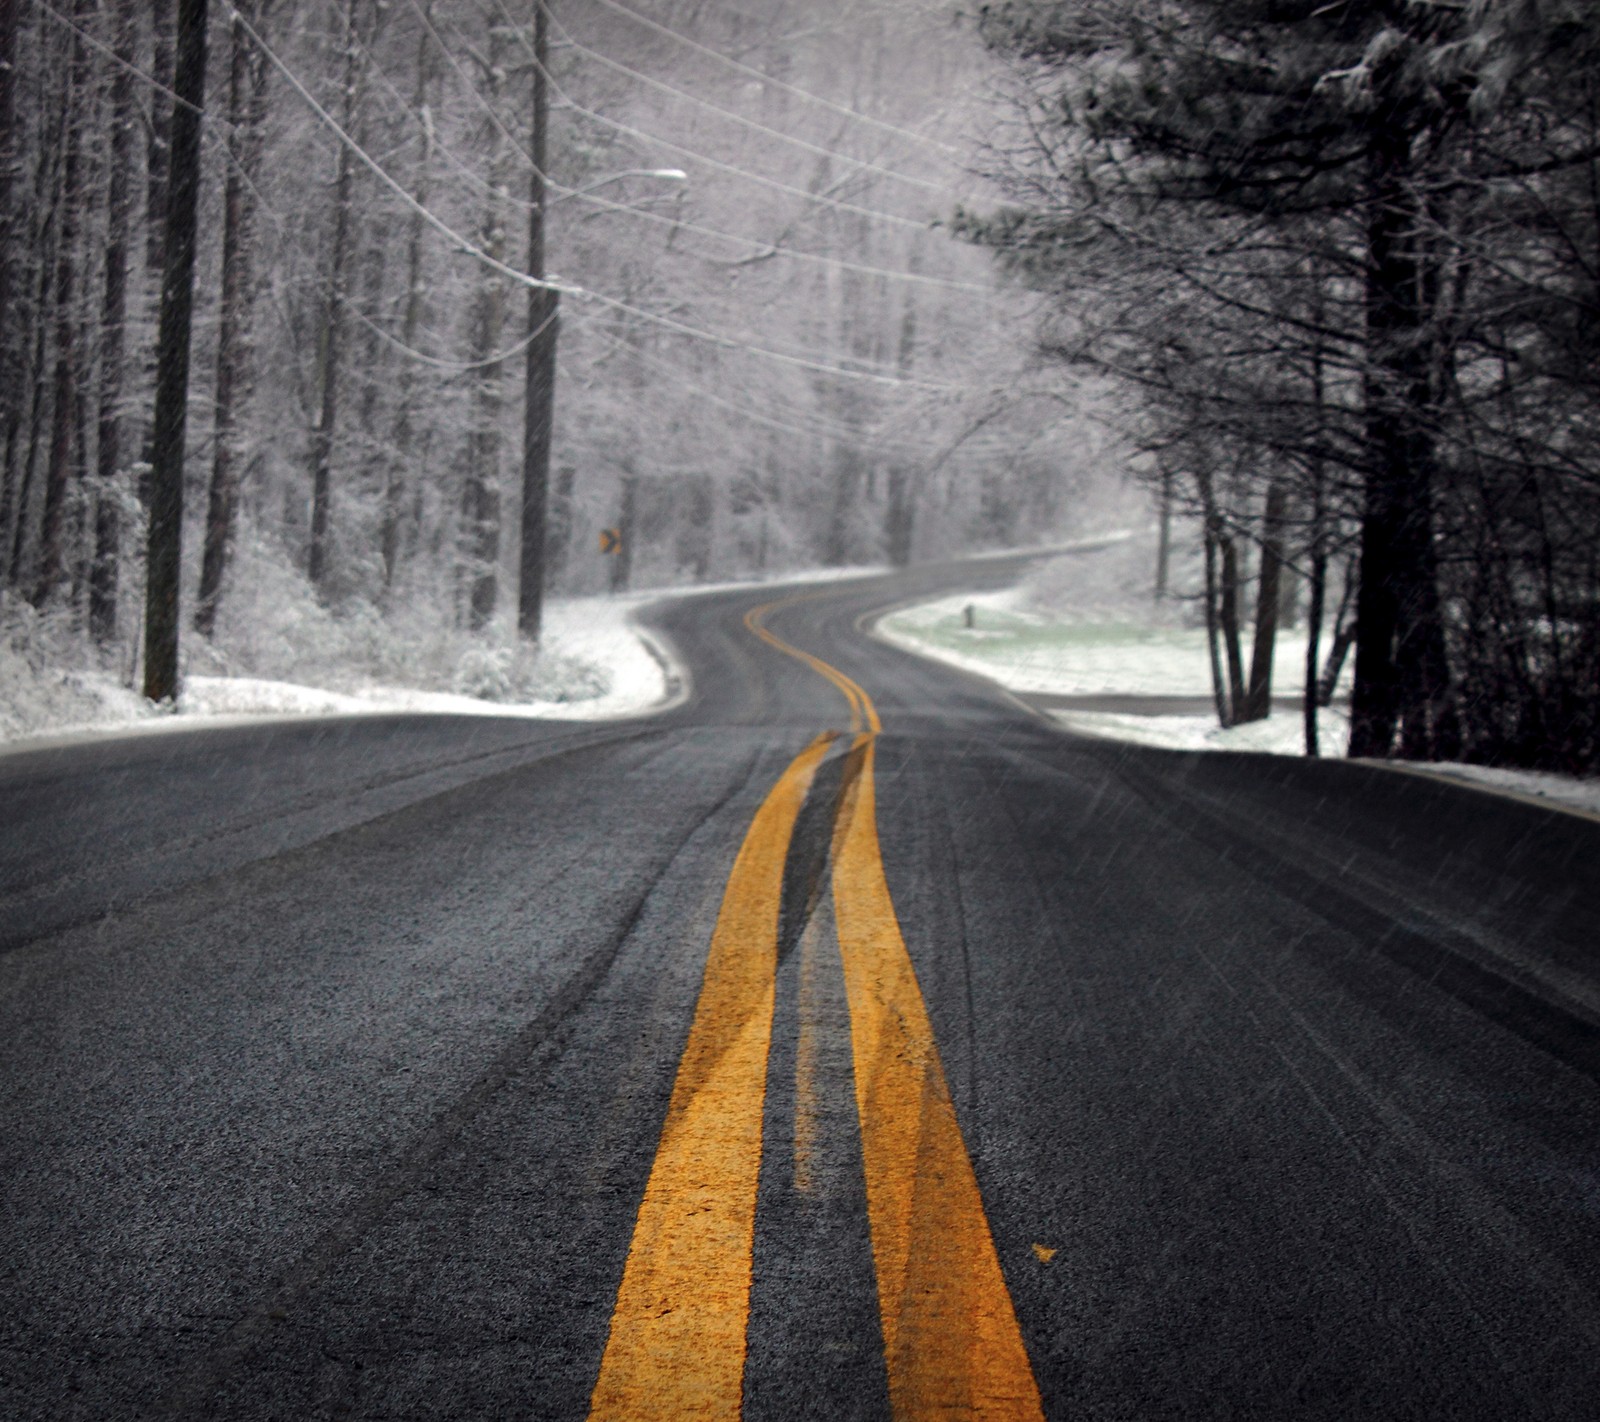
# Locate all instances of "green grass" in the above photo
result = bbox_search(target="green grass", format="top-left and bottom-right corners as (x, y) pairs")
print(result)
(894, 609), (1193, 660)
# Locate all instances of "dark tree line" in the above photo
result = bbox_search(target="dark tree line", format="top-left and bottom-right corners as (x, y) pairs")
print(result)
(964, 0), (1600, 773)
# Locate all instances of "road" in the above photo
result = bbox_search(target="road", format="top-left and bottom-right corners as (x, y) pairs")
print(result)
(3, 556), (1599, 1420)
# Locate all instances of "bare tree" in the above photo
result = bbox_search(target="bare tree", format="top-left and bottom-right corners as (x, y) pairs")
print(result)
(142, 0), (209, 703)
(307, 0), (366, 595)
(32, 0), (90, 608)
(90, 0), (140, 644)
(197, 1), (273, 637)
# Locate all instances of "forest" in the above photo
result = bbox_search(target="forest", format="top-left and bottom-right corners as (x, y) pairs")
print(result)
(0, 0), (1090, 707)
(4, 0), (1596, 776)
(965, 0), (1600, 772)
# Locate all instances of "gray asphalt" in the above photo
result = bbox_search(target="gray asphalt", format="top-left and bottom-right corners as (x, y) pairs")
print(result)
(2, 555), (1599, 1420)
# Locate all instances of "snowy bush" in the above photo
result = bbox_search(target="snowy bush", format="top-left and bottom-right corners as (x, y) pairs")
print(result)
(0, 597), (147, 740)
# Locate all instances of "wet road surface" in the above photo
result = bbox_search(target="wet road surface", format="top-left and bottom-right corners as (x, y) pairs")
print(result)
(3, 555), (1599, 1419)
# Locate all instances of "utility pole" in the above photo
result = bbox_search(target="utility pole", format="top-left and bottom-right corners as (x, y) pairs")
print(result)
(519, 0), (559, 640)
(142, 0), (209, 703)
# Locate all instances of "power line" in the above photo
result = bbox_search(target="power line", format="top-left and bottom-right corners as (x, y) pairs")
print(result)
(544, 91), (936, 233)
(352, 295), (561, 373)
(394, 0), (989, 291)
(585, 323), (890, 446)
(577, 0), (962, 157)
(405, 0), (542, 175)
(228, 2), (963, 391)
(521, 9), (937, 232)
(575, 191), (1000, 294)
(576, 311), (1014, 459)
(546, 19), (950, 195)
(428, 4), (999, 293)
(572, 286), (959, 390)
(34, 0), (208, 119)
(225, 2), (570, 294)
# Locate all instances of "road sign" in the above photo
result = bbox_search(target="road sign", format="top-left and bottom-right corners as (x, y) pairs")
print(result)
(600, 527), (622, 554)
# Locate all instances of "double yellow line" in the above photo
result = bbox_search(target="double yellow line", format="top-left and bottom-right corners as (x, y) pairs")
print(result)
(589, 600), (1041, 1420)
(743, 597), (882, 736)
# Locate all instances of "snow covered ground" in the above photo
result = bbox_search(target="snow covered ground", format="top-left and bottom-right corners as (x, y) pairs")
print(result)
(875, 552), (1600, 820)
(876, 584), (1349, 757)
(0, 562), (888, 752)
(0, 594), (678, 750)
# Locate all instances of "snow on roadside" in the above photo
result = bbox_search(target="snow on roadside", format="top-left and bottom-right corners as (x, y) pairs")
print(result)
(1046, 705), (1351, 756)
(0, 594), (677, 750)
(1383, 761), (1600, 819)
(878, 587), (1341, 697)
(876, 584), (1600, 820)
(0, 561), (898, 753)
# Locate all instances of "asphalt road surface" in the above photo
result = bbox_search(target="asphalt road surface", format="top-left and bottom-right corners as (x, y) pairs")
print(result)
(3, 555), (1599, 1421)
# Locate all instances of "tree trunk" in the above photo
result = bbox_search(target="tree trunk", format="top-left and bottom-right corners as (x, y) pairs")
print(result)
(383, 12), (433, 596)
(8, 182), (55, 588)
(1155, 468), (1172, 600)
(1202, 528), (1230, 728)
(1218, 533), (1246, 720)
(679, 473), (713, 582)
(518, 0), (558, 640)
(824, 443), (862, 566)
(611, 469), (636, 593)
(883, 275), (918, 568)
(136, 0), (178, 510)
(142, 0), (209, 703)
(885, 464), (914, 567)
(197, 3), (270, 637)
(1304, 545), (1325, 757)
(1318, 557), (1357, 708)
(0, 0), (21, 550)
(1242, 479), (1286, 722)
(32, 0), (90, 608)
(1302, 284), (1331, 757)
(146, 1), (175, 276)
(1196, 467), (1231, 727)
(1349, 117), (1459, 760)
(308, 1), (362, 595)
(90, 0), (139, 644)
(547, 463), (574, 586)
(1303, 471), (1326, 756)
(461, 19), (508, 631)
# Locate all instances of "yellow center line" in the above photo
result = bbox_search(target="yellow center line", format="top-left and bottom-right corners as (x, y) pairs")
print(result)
(744, 598), (882, 735)
(593, 592), (1042, 1418)
(589, 732), (838, 1422)
(831, 735), (1044, 1420)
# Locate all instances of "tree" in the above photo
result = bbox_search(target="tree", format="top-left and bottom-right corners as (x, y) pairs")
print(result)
(458, 9), (509, 631)
(142, 0), (209, 703)
(519, 0), (558, 642)
(380, 8), (437, 597)
(0, 0), (21, 538)
(307, 0), (367, 596)
(966, 0), (1600, 770)
(90, 0), (140, 645)
(31, 0), (89, 608)
(197, 2), (273, 637)
(2, 0), (1067, 705)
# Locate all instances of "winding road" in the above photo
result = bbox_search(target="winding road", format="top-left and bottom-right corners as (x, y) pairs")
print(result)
(3, 555), (1599, 1420)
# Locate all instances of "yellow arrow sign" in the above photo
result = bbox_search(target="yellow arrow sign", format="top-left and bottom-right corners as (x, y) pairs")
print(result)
(599, 527), (622, 554)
